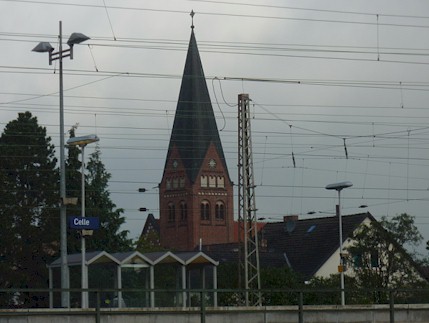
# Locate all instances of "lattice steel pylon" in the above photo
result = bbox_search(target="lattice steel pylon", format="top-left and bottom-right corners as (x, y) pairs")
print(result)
(237, 93), (262, 306)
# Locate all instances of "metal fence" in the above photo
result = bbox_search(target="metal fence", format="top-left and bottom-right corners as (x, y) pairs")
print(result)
(0, 287), (428, 323)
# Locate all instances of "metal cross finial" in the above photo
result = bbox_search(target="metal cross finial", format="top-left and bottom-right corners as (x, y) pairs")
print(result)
(190, 10), (195, 29)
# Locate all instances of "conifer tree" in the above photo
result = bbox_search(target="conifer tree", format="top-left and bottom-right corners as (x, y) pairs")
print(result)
(0, 112), (59, 306)
(85, 146), (132, 252)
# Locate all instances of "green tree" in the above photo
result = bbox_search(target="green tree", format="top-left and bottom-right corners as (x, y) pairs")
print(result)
(0, 112), (59, 306)
(65, 129), (131, 253)
(85, 146), (131, 252)
(260, 267), (301, 305)
(346, 213), (424, 294)
(65, 125), (83, 253)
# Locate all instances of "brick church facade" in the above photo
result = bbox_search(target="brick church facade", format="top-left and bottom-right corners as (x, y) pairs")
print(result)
(158, 26), (234, 251)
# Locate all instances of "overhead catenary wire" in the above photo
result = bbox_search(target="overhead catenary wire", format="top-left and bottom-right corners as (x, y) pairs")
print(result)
(2, 0), (429, 244)
(5, 0), (429, 29)
(102, 0), (117, 41)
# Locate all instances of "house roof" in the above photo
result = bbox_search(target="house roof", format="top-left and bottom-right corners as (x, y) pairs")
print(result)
(140, 213), (160, 236)
(201, 243), (287, 268)
(233, 221), (266, 242)
(165, 28), (229, 183)
(201, 213), (373, 279)
(262, 213), (372, 278)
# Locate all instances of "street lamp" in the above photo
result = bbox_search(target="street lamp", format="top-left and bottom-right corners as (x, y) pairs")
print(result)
(33, 21), (90, 308)
(325, 181), (353, 306)
(67, 134), (99, 309)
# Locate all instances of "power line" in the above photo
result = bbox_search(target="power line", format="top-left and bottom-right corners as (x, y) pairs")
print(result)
(188, 0), (429, 20)
(4, 0), (429, 29)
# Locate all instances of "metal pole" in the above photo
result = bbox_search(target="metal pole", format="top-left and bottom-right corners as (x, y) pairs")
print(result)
(338, 189), (345, 306)
(389, 290), (395, 323)
(81, 144), (88, 308)
(200, 290), (206, 323)
(96, 290), (101, 323)
(59, 20), (70, 308)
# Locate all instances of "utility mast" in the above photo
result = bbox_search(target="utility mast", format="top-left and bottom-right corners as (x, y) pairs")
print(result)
(237, 93), (261, 306)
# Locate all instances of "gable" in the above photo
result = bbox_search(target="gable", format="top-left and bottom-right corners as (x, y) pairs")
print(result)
(263, 213), (370, 278)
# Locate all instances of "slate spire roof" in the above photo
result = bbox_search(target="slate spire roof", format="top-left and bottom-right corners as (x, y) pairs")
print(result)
(166, 28), (229, 183)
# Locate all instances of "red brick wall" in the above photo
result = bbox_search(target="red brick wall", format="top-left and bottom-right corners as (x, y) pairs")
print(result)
(160, 143), (234, 251)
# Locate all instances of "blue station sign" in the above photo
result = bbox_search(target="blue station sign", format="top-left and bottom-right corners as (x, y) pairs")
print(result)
(69, 216), (100, 230)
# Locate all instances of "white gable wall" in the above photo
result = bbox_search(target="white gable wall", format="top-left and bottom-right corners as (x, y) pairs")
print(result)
(314, 217), (372, 278)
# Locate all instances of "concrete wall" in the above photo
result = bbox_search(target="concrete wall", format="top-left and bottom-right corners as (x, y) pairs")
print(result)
(1, 304), (429, 323)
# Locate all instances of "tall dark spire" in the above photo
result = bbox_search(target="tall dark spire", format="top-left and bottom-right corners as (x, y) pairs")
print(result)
(166, 27), (228, 183)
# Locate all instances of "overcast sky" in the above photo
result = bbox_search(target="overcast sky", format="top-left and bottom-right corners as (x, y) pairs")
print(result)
(2, 0), (429, 255)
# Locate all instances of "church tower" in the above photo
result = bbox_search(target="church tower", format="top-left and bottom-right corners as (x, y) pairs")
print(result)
(159, 24), (234, 251)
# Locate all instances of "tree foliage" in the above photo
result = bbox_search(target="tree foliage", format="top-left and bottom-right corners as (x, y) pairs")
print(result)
(65, 126), (83, 253)
(65, 129), (132, 253)
(85, 146), (132, 252)
(0, 112), (59, 306)
(346, 213), (424, 291)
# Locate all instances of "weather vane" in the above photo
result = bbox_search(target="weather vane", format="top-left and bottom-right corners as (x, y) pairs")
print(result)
(190, 10), (195, 29)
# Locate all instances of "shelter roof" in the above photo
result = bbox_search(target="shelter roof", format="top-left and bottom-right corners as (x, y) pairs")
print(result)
(49, 250), (219, 268)
(48, 251), (121, 268)
(175, 251), (219, 266)
(110, 251), (151, 266)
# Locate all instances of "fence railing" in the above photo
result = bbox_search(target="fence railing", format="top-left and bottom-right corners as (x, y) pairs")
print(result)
(0, 287), (428, 323)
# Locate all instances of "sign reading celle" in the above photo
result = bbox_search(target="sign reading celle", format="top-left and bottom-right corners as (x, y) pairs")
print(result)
(68, 216), (100, 230)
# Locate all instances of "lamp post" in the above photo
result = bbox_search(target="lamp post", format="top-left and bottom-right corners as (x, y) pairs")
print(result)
(325, 181), (353, 306)
(67, 134), (99, 308)
(33, 21), (90, 308)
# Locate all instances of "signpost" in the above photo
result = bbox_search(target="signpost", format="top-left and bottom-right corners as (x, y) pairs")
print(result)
(69, 216), (100, 230)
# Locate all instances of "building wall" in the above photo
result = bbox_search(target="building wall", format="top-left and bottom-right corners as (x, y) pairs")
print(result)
(160, 143), (234, 251)
(314, 217), (371, 278)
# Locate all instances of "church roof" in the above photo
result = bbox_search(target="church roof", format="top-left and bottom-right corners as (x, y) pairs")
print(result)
(166, 28), (229, 183)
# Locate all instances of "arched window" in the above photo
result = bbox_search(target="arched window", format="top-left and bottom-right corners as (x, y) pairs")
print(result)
(217, 176), (225, 188)
(168, 202), (175, 222)
(215, 201), (226, 220)
(201, 175), (208, 188)
(179, 177), (185, 188)
(200, 200), (210, 221)
(209, 176), (216, 188)
(180, 201), (187, 221)
(173, 177), (179, 189)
